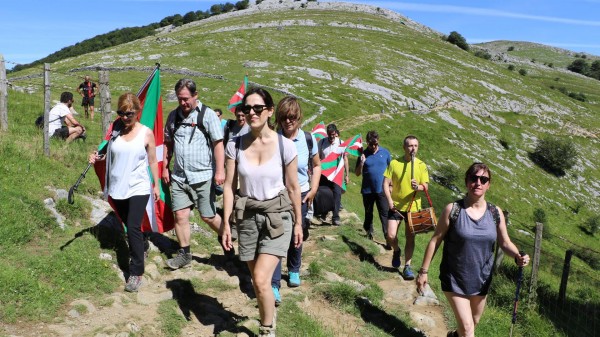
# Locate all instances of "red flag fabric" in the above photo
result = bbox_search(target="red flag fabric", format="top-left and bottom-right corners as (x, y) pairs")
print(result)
(227, 75), (248, 113)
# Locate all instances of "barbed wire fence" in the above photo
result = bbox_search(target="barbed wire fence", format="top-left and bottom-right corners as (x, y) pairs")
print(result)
(505, 216), (599, 337)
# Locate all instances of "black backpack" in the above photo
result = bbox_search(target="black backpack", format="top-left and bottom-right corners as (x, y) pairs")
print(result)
(35, 114), (61, 129)
(223, 119), (237, 145)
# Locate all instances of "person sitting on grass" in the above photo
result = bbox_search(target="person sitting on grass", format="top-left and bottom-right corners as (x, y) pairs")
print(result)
(48, 91), (85, 142)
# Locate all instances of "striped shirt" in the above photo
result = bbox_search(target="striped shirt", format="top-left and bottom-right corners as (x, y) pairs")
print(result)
(165, 102), (224, 184)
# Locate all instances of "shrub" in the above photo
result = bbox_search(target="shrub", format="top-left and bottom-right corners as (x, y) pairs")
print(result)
(567, 59), (589, 74)
(529, 136), (578, 176)
(584, 215), (600, 235)
(519, 68), (527, 76)
(446, 31), (469, 51)
(572, 247), (600, 269)
(568, 92), (586, 102)
(507, 65), (515, 71)
(533, 208), (547, 224)
(507, 46), (514, 51)
(435, 164), (460, 189)
(474, 50), (491, 60)
(499, 138), (510, 150)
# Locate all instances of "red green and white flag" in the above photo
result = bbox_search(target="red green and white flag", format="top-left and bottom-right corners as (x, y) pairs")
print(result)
(345, 134), (363, 157)
(93, 65), (174, 233)
(227, 75), (248, 113)
(311, 121), (326, 141)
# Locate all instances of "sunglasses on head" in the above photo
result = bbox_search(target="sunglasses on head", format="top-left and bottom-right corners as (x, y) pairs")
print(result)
(117, 111), (137, 118)
(241, 104), (268, 115)
(469, 174), (490, 184)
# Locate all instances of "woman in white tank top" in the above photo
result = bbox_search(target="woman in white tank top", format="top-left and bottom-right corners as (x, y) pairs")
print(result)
(89, 92), (160, 293)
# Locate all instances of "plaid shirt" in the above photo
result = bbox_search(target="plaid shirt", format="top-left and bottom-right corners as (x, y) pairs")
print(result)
(164, 102), (223, 184)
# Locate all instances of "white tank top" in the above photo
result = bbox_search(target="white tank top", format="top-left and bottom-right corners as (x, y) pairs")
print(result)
(108, 125), (151, 199)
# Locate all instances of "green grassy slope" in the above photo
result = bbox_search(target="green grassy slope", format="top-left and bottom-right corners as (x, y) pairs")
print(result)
(3, 2), (599, 335)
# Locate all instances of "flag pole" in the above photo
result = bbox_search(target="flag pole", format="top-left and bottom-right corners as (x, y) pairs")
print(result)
(136, 63), (160, 97)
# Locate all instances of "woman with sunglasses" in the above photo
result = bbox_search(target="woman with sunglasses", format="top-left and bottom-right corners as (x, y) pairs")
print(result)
(89, 92), (160, 293)
(221, 88), (302, 337)
(416, 162), (529, 337)
(269, 96), (322, 305)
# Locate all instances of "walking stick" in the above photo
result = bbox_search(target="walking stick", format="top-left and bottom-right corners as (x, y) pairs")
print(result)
(68, 163), (92, 204)
(509, 251), (526, 337)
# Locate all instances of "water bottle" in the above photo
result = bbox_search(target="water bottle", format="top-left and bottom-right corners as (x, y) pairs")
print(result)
(306, 204), (314, 220)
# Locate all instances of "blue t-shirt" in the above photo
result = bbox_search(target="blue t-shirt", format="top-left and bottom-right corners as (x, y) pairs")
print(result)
(279, 129), (318, 193)
(360, 146), (391, 194)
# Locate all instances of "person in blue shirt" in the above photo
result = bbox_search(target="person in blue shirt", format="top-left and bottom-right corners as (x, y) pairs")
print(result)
(271, 96), (322, 305)
(355, 130), (391, 243)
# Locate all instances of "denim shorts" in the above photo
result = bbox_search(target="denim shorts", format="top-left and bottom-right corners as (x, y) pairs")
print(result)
(170, 179), (216, 217)
(237, 210), (293, 262)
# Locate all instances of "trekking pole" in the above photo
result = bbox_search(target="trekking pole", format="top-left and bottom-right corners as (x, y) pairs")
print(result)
(509, 251), (526, 337)
(68, 163), (92, 204)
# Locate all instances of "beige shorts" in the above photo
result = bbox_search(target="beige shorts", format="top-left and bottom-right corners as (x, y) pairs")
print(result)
(237, 211), (293, 262)
(170, 179), (216, 217)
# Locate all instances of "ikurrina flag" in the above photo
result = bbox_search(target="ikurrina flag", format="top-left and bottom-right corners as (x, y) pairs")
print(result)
(227, 75), (248, 113)
(345, 134), (363, 157)
(93, 64), (174, 233)
(311, 121), (326, 141)
(320, 134), (363, 190)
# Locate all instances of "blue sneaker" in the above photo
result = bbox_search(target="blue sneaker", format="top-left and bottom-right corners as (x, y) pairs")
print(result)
(288, 271), (301, 287)
(391, 249), (401, 268)
(403, 265), (415, 280)
(272, 286), (281, 306)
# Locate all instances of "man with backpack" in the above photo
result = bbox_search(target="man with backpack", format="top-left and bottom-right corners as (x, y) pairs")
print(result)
(47, 91), (85, 142)
(162, 78), (227, 269)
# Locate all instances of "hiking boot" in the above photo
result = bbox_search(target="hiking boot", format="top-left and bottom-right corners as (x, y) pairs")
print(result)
(288, 271), (301, 287)
(166, 249), (192, 270)
(124, 275), (142, 292)
(272, 286), (281, 307)
(402, 265), (415, 280)
(447, 331), (458, 337)
(367, 232), (373, 240)
(332, 219), (341, 226)
(391, 249), (401, 268)
(259, 325), (275, 337)
(383, 243), (392, 251)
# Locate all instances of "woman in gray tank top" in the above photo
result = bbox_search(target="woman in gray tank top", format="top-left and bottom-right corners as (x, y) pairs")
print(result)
(416, 163), (530, 337)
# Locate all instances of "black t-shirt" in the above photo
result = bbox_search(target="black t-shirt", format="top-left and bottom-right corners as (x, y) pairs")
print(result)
(79, 81), (97, 98)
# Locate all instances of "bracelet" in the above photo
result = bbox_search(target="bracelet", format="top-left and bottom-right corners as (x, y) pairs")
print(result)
(418, 268), (428, 275)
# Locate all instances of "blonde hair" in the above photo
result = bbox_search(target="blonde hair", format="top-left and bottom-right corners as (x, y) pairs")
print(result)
(117, 92), (142, 120)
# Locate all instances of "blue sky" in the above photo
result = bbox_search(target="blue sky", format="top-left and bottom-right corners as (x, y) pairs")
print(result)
(1, 0), (599, 69)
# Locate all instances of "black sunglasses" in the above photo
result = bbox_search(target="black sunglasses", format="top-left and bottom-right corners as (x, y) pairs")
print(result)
(117, 111), (136, 118)
(469, 175), (490, 184)
(241, 104), (268, 115)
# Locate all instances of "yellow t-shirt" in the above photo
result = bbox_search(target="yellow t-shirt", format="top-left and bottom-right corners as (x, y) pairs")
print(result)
(383, 158), (430, 212)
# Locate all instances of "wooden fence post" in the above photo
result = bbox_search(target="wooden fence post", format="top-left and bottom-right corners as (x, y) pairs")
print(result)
(558, 249), (573, 305)
(98, 71), (111, 136)
(528, 222), (543, 305)
(0, 54), (8, 132)
(43, 63), (51, 157)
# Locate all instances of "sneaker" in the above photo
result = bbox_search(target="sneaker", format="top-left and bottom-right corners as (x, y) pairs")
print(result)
(259, 325), (275, 337)
(288, 271), (301, 287)
(272, 286), (281, 307)
(124, 275), (142, 292)
(166, 249), (192, 270)
(391, 249), (401, 268)
(403, 265), (415, 280)
(332, 219), (341, 226)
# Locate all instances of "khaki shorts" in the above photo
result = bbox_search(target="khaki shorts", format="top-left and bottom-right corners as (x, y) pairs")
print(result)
(237, 211), (293, 262)
(170, 179), (216, 217)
